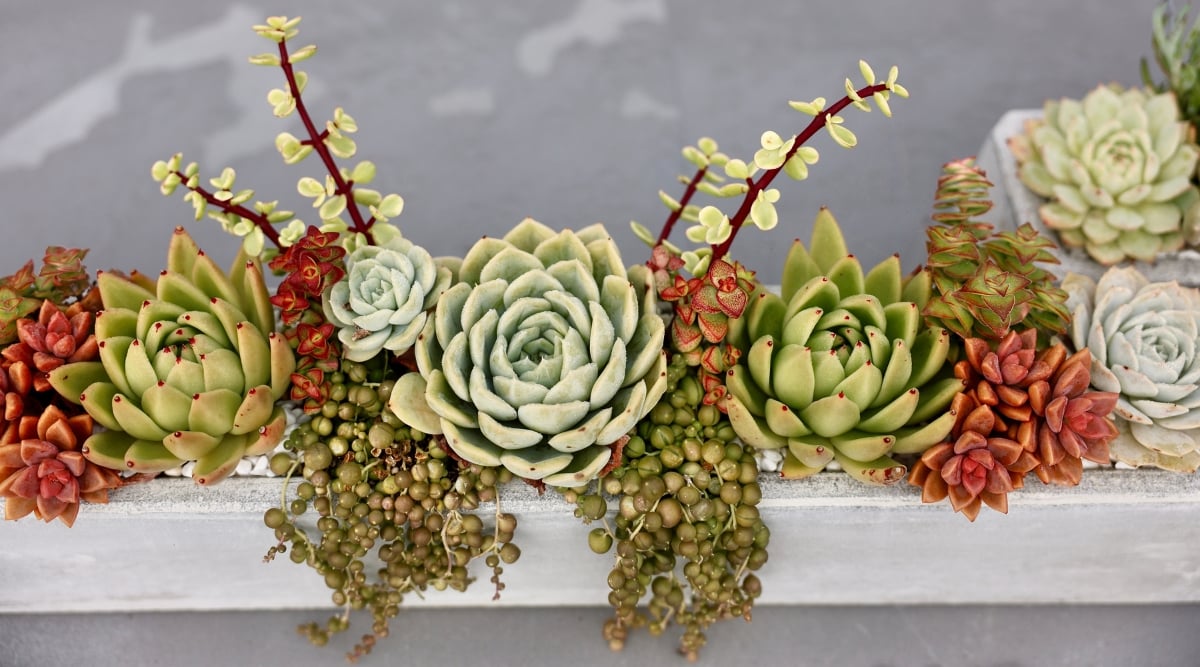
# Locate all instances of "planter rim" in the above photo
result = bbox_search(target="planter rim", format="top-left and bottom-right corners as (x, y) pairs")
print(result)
(36, 467), (1199, 518)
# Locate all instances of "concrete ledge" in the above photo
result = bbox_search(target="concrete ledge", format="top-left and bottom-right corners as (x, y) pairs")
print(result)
(976, 109), (1200, 286)
(3, 470), (1198, 613)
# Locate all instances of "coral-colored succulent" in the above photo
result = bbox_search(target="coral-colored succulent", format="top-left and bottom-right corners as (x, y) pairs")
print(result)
(2, 300), (98, 393)
(910, 430), (1025, 520)
(1029, 348), (1118, 485)
(909, 329), (1117, 520)
(0, 405), (120, 527)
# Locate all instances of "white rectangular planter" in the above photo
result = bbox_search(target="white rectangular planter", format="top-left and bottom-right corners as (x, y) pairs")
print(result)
(2, 470), (1198, 613)
(976, 109), (1200, 285)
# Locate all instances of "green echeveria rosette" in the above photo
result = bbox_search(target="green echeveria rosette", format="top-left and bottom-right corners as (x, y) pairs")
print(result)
(323, 235), (452, 362)
(723, 209), (962, 484)
(1010, 85), (1200, 265)
(48, 227), (296, 485)
(389, 219), (667, 488)
(1063, 266), (1200, 472)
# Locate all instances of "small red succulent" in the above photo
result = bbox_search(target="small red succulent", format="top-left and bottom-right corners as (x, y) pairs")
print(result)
(0, 405), (119, 527)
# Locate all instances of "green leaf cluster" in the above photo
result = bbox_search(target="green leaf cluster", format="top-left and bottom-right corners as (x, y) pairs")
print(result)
(923, 158), (1069, 342)
(1143, 2), (1200, 132)
(0, 246), (91, 344)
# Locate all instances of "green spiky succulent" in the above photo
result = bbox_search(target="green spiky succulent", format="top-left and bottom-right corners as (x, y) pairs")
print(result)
(1143, 2), (1200, 133)
(389, 218), (667, 488)
(48, 227), (296, 485)
(723, 209), (961, 484)
(923, 157), (1070, 341)
(1009, 85), (1200, 265)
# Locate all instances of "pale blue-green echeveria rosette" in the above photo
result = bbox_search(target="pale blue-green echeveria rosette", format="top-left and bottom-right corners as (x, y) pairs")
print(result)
(323, 235), (452, 362)
(1063, 266), (1200, 472)
(723, 209), (962, 485)
(1009, 85), (1200, 265)
(48, 227), (296, 485)
(389, 218), (668, 488)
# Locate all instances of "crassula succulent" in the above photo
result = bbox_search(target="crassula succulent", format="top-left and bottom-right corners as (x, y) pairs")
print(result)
(390, 218), (667, 488)
(723, 209), (962, 484)
(1009, 85), (1200, 265)
(1063, 267), (1200, 472)
(0, 405), (121, 527)
(323, 234), (451, 362)
(48, 228), (296, 485)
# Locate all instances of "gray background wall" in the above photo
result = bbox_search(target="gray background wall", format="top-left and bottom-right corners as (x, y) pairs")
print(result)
(0, 0), (1170, 281)
(3, 2), (1198, 666)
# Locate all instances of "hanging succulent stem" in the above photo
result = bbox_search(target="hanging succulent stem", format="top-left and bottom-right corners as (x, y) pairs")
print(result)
(709, 82), (890, 265)
(275, 38), (375, 244)
(656, 165), (708, 247)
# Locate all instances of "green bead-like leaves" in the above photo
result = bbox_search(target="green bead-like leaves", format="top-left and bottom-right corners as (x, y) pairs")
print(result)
(389, 219), (667, 488)
(49, 227), (295, 485)
(725, 209), (957, 484)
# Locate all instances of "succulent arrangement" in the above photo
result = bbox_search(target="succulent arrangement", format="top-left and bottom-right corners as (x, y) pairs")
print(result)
(4, 6), (1200, 664)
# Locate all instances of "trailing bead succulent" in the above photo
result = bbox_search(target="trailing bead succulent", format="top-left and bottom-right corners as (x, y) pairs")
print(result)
(48, 228), (296, 485)
(390, 219), (667, 487)
(322, 235), (451, 362)
(1009, 85), (1200, 264)
(1064, 267), (1200, 472)
(723, 209), (961, 484)
(924, 157), (1070, 341)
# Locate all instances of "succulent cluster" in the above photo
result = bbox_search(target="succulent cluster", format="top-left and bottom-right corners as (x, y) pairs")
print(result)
(924, 157), (1070, 341)
(724, 210), (960, 484)
(1064, 267), (1200, 472)
(263, 361), (518, 662)
(49, 228), (295, 485)
(392, 219), (667, 488)
(11, 7), (1200, 665)
(1010, 85), (1200, 265)
(908, 330), (1118, 520)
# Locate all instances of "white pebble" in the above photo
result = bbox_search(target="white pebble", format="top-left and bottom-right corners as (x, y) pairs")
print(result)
(754, 449), (783, 473)
(251, 456), (272, 476)
(1081, 459), (1101, 470)
(1114, 461), (1137, 470)
(162, 466), (183, 477)
(235, 459), (253, 476)
(180, 461), (196, 478)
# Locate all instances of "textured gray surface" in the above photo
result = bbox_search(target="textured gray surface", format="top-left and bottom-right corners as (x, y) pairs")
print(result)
(0, 0), (1163, 283)
(1, 1), (1193, 665)
(2, 606), (1199, 667)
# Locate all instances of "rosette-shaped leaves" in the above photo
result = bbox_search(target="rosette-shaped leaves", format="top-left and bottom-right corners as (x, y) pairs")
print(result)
(390, 219), (667, 487)
(1063, 267), (1200, 472)
(909, 331), (1117, 520)
(3, 300), (99, 392)
(323, 235), (451, 362)
(0, 405), (120, 527)
(723, 209), (962, 484)
(48, 228), (296, 485)
(1010, 86), (1200, 264)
